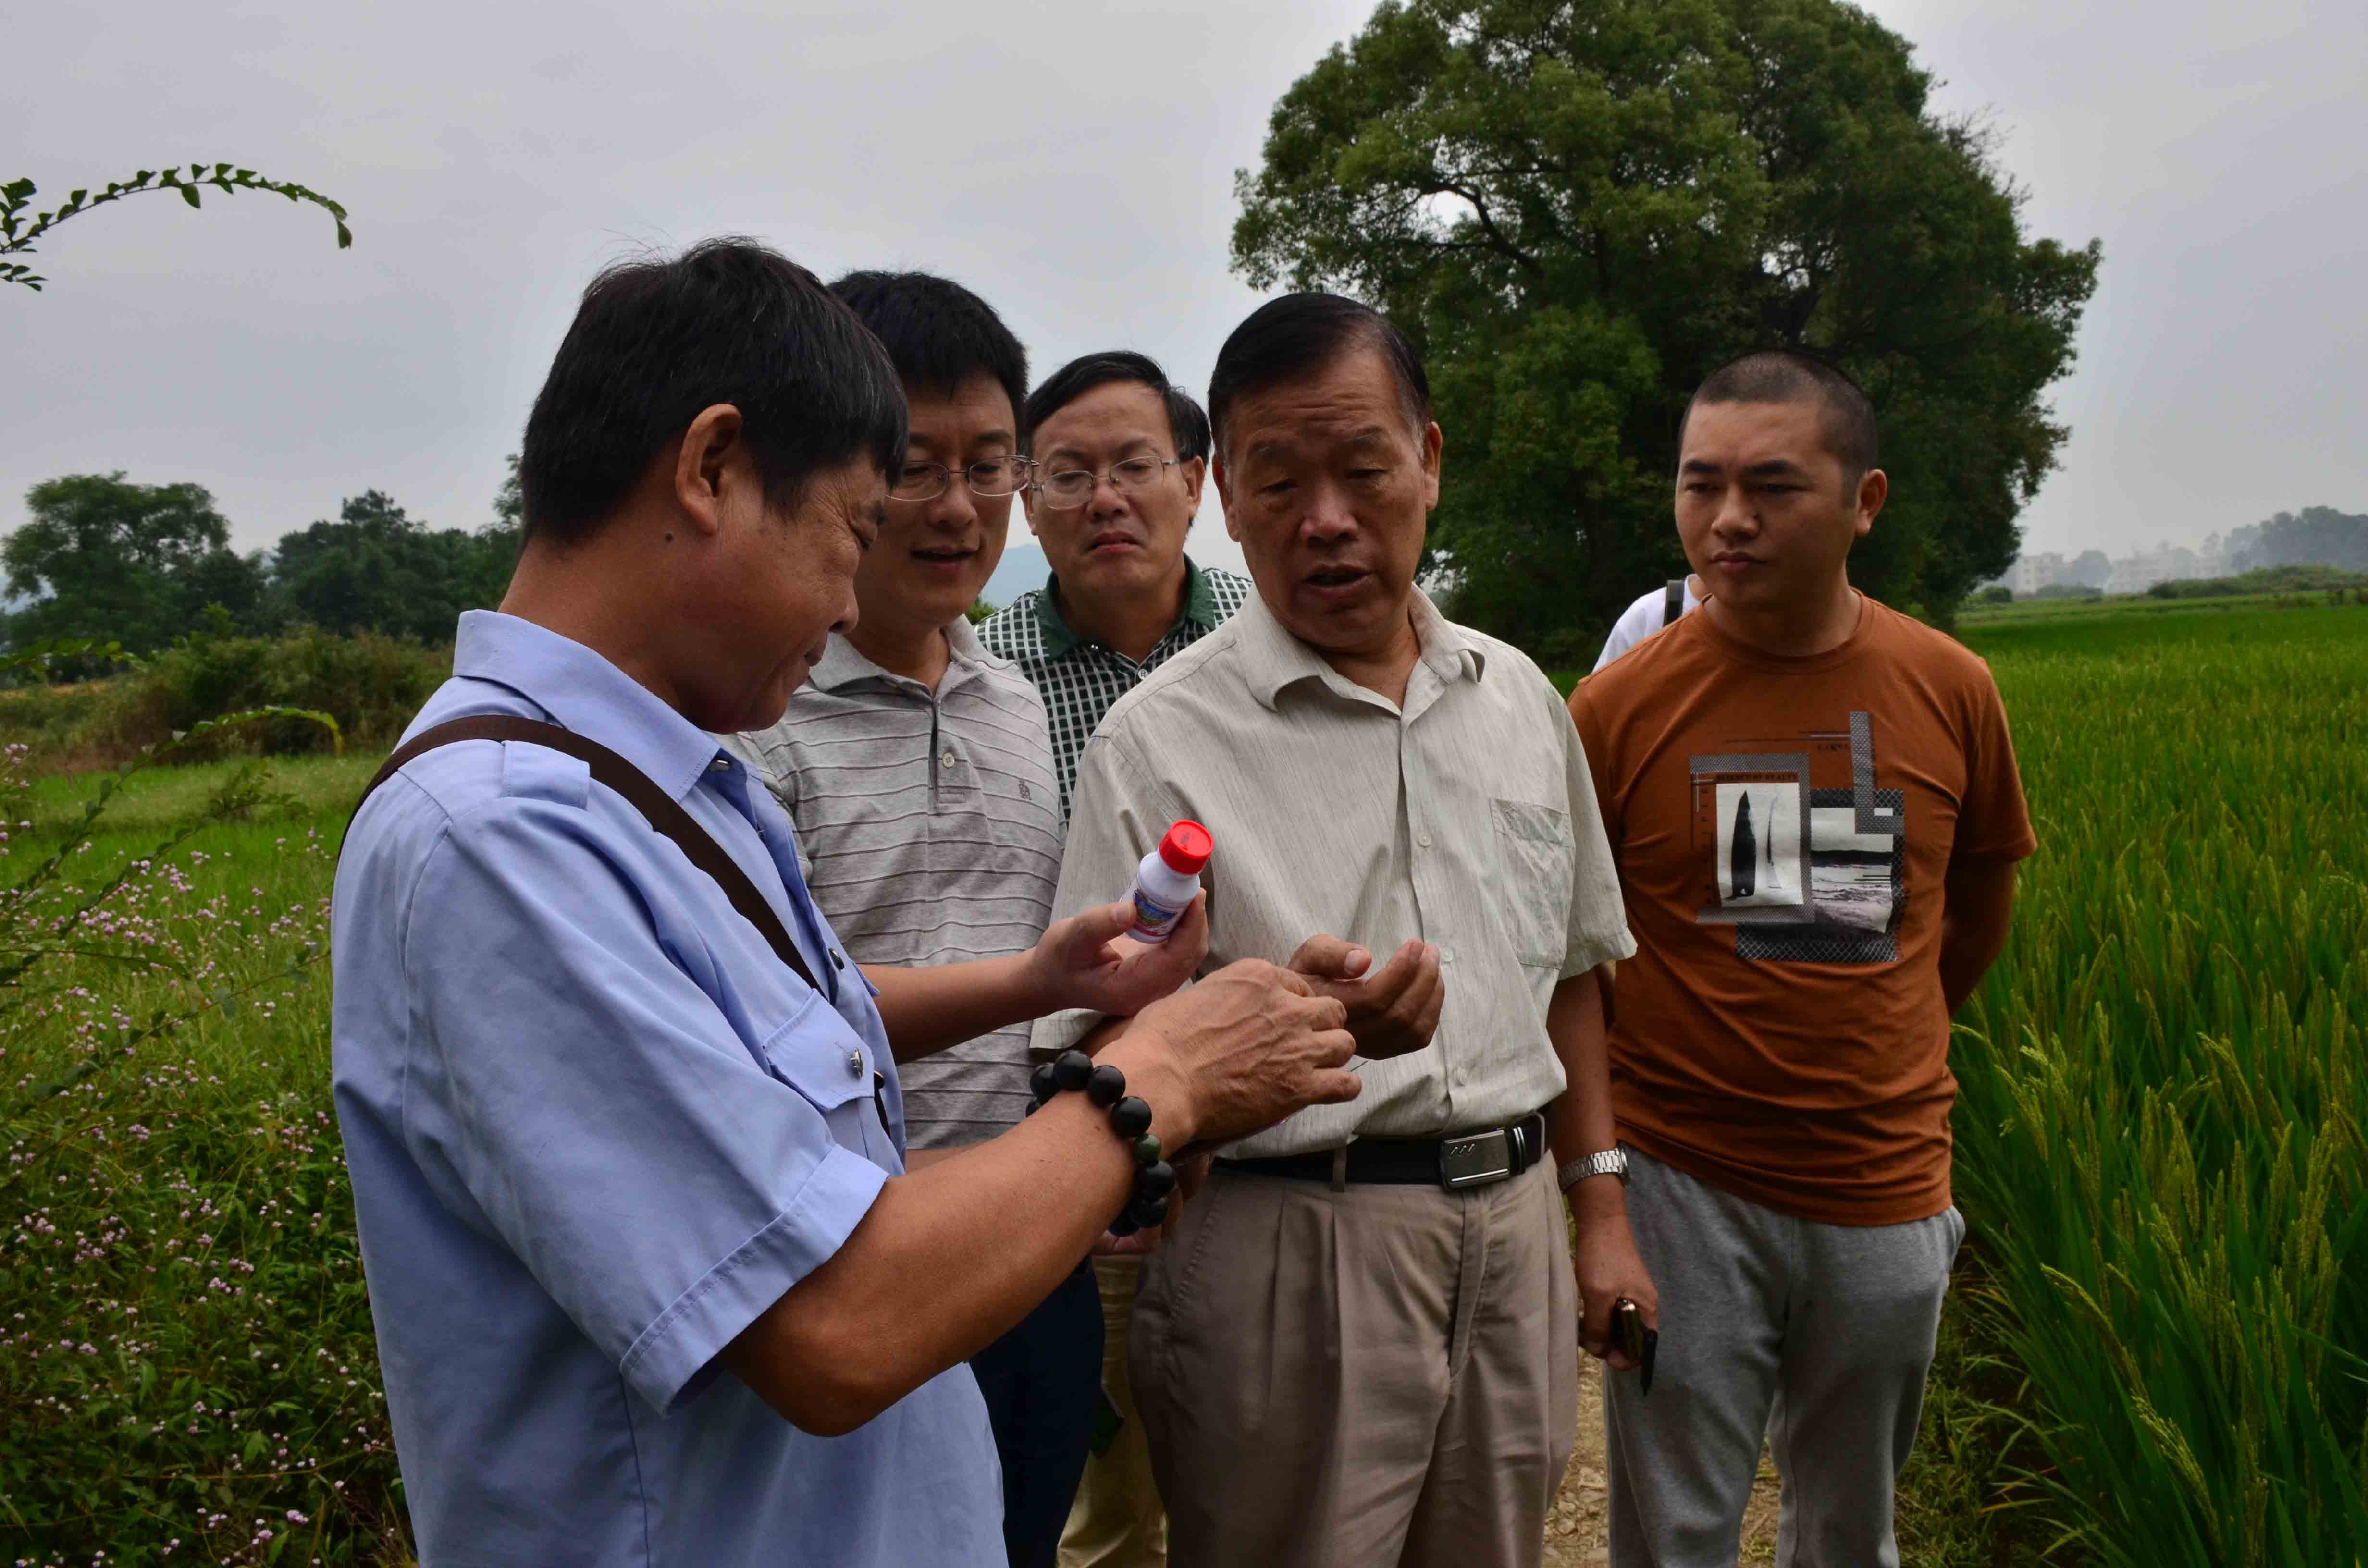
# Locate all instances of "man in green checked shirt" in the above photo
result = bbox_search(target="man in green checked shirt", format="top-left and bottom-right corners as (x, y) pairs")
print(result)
(980, 352), (1253, 826)
(976, 349), (1249, 1567)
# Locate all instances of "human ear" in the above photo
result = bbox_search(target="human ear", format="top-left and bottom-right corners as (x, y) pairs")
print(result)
(673, 404), (746, 539)
(1418, 422), (1443, 511)
(1854, 468), (1888, 537)
(1181, 455), (1207, 523)
(1213, 456), (1244, 543)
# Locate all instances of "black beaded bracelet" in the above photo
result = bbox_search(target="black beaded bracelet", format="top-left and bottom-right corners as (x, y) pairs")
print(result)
(1026, 1050), (1176, 1237)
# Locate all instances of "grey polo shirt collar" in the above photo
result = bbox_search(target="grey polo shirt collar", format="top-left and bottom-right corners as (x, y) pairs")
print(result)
(805, 615), (998, 699)
(1232, 585), (1487, 714)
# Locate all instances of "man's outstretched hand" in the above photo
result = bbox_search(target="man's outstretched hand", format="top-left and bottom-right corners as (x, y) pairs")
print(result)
(1285, 935), (1443, 1062)
(1026, 894), (1209, 1020)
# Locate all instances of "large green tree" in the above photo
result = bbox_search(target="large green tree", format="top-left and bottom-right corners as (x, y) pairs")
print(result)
(1232, 0), (2100, 654)
(3, 473), (266, 662)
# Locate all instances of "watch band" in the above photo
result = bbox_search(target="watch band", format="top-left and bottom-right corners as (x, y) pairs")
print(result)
(1557, 1147), (1629, 1191)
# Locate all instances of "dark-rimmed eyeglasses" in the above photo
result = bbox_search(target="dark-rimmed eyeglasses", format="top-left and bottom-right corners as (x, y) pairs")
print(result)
(889, 456), (1034, 502)
(1033, 455), (1187, 510)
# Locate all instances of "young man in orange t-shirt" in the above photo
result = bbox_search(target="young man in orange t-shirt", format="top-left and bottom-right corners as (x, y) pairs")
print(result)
(1569, 352), (2035, 1567)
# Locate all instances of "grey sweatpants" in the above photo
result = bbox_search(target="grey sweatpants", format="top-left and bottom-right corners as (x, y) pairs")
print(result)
(1604, 1147), (1964, 1568)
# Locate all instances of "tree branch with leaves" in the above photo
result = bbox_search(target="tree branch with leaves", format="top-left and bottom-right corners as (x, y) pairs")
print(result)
(1, 163), (349, 292)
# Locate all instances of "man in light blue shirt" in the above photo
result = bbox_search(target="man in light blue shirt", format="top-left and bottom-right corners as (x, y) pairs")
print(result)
(332, 239), (1363, 1567)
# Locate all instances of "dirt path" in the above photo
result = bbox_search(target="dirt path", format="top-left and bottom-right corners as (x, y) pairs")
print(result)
(1543, 1358), (1783, 1566)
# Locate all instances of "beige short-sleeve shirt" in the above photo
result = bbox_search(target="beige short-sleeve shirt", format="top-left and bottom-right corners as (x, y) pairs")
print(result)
(1035, 588), (1633, 1157)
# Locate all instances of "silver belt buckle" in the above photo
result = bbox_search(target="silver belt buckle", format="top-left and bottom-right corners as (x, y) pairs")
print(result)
(1439, 1128), (1515, 1191)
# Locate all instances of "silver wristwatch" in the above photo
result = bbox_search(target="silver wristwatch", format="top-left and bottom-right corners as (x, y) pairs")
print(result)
(1557, 1147), (1629, 1192)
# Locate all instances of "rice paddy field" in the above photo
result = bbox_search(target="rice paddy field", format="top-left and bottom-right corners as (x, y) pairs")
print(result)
(1946, 599), (2368, 1565)
(4, 595), (2365, 1565)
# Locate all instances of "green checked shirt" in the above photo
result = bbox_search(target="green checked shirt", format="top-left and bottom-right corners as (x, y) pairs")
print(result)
(977, 559), (1254, 825)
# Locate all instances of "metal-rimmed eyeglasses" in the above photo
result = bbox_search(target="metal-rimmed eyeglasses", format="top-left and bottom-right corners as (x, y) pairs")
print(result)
(1033, 455), (1188, 510)
(889, 456), (1035, 502)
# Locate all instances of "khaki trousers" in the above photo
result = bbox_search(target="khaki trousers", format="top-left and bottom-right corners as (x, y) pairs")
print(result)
(1131, 1158), (1576, 1568)
(1060, 1257), (1168, 1567)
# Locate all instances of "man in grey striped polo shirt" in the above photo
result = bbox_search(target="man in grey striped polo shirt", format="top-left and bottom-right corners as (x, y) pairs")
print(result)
(731, 270), (1095, 1568)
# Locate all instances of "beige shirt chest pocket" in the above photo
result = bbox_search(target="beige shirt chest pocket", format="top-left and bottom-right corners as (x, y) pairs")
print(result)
(1491, 798), (1576, 969)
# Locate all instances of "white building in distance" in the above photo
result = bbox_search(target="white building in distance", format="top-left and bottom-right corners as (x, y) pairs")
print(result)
(2007, 551), (2069, 594)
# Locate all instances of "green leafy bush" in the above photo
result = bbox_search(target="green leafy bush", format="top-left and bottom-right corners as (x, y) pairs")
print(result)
(0, 679), (124, 760)
(14, 628), (447, 772)
(142, 626), (445, 758)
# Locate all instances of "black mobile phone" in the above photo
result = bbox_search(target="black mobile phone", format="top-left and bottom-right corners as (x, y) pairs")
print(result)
(1612, 1298), (1659, 1396)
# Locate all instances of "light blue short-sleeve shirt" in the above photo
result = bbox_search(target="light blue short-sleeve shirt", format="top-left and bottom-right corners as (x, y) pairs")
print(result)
(332, 611), (1000, 1567)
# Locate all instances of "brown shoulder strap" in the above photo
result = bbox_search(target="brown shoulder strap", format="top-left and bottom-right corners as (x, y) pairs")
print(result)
(350, 715), (821, 994)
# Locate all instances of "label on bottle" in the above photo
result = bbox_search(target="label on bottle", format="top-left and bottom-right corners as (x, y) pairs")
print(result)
(1131, 887), (1186, 943)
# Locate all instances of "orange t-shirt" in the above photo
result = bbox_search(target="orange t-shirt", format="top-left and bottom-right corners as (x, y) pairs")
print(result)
(1569, 598), (2036, 1225)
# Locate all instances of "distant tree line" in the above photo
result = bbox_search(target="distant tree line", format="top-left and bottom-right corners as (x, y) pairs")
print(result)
(2063, 549), (2113, 589)
(2226, 507), (2368, 575)
(2, 465), (520, 677)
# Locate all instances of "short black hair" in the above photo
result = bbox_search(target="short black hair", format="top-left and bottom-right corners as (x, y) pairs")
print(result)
(519, 238), (906, 546)
(1685, 350), (1880, 481)
(830, 270), (1029, 439)
(1206, 293), (1431, 461)
(1023, 351), (1210, 464)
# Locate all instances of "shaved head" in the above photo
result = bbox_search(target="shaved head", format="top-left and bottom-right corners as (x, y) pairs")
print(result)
(1684, 351), (1879, 487)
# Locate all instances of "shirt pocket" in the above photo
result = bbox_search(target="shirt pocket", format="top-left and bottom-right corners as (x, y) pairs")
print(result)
(1491, 798), (1576, 969)
(758, 994), (884, 1159)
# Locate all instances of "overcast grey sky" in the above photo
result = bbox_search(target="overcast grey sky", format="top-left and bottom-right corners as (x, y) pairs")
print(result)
(5, 0), (2362, 580)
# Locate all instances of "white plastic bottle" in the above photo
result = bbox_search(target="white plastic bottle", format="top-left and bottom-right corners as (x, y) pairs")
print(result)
(1129, 821), (1213, 943)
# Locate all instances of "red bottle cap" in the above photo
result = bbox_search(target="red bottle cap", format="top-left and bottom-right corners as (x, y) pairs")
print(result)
(1158, 820), (1213, 876)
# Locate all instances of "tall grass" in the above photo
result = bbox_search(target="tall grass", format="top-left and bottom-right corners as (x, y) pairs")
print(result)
(1, 751), (408, 1566)
(1953, 605), (2368, 1563)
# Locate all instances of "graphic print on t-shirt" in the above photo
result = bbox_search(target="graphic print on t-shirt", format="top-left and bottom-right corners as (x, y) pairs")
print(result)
(1689, 711), (1904, 964)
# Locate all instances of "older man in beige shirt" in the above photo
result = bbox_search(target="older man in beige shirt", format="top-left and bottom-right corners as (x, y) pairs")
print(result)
(1036, 294), (1656, 1568)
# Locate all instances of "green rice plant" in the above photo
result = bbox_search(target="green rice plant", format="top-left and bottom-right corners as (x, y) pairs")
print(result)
(1952, 605), (2368, 1564)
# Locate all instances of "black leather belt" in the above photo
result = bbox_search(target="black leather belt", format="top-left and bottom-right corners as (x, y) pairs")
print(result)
(1217, 1113), (1547, 1192)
